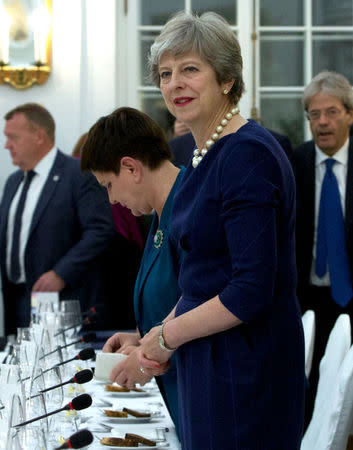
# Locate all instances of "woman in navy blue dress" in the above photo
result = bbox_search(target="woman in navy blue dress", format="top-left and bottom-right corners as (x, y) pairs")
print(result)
(138, 11), (305, 450)
(80, 107), (184, 429)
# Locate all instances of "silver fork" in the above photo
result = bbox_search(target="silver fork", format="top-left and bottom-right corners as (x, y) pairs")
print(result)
(90, 422), (114, 433)
(94, 398), (113, 407)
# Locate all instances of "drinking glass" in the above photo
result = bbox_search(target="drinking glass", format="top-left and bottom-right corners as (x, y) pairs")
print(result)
(60, 300), (82, 339)
(23, 391), (48, 433)
(43, 366), (64, 411)
(31, 292), (59, 325)
(56, 311), (80, 348)
(16, 328), (33, 345)
(10, 425), (47, 450)
(8, 393), (25, 429)
(0, 364), (20, 384)
(0, 384), (23, 429)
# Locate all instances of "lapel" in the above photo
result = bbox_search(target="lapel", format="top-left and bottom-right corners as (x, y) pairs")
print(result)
(133, 167), (185, 327)
(0, 172), (23, 256)
(302, 142), (316, 249)
(28, 151), (65, 237)
(345, 138), (353, 231)
(134, 215), (160, 324)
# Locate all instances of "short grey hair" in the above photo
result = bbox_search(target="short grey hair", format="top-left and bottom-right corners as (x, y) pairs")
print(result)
(148, 11), (245, 105)
(302, 70), (353, 111)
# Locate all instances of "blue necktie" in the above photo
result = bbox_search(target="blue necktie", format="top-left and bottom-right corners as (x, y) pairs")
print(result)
(10, 170), (36, 283)
(315, 158), (353, 307)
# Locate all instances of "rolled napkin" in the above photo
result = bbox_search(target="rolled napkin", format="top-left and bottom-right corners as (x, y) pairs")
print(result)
(95, 352), (128, 382)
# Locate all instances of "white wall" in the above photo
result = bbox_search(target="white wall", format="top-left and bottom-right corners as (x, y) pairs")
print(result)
(0, 0), (121, 192)
(0, 0), (123, 335)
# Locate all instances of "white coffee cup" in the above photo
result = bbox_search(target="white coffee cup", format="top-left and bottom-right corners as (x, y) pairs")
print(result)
(95, 352), (128, 381)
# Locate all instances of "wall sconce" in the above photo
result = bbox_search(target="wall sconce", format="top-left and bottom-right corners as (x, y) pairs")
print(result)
(0, 0), (52, 89)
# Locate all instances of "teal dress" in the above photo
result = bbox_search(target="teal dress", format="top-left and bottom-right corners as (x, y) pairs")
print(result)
(134, 168), (185, 431)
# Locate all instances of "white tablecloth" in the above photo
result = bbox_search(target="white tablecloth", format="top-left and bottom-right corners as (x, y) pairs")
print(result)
(0, 349), (181, 449)
(80, 377), (181, 449)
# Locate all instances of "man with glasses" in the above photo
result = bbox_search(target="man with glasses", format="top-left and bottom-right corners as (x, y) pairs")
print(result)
(293, 71), (353, 426)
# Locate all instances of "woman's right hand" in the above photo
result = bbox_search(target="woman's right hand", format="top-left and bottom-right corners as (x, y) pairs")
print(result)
(102, 332), (140, 353)
(109, 348), (154, 388)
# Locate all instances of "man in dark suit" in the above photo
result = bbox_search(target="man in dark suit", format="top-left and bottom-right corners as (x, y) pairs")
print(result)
(293, 71), (353, 424)
(169, 124), (293, 167)
(0, 103), (116, 334)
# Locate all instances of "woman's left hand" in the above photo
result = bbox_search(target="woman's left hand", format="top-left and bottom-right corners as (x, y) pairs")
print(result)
(138, 326), (174, 375)
(109, 348), (152, 388)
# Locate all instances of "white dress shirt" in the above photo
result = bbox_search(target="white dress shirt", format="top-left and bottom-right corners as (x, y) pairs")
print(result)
(6, 147), (58, 283)
(310, 139), (349, 286)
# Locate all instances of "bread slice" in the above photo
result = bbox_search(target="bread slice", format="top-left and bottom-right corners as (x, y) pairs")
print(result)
(125, 433), (157, 446)
(104, 409), (128, 418)
(105, 384), (130, 392)
(122, 407), (151, 418)
(100, 437), (138, 447)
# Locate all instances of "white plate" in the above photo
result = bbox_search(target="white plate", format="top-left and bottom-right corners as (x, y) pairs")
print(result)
(98, 437), (169, 448)
(99, 444), (169, 449)
(105, 388), (150, 398)
(101, 409), (162, 424)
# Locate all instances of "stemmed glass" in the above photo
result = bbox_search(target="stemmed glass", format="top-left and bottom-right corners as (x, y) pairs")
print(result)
(16, 328), (33, 345)
(60, 300), (81, 321)
(31, 292), (59, 326)
(59, 300), (82, 343)
(10, 426), (47, 450)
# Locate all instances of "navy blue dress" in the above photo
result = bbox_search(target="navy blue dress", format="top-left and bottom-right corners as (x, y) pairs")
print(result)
(171, 121), (305, 450)
(134, 168), (185, 431)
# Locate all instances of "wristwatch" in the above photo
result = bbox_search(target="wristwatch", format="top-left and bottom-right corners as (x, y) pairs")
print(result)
(158, 323), (176, 352)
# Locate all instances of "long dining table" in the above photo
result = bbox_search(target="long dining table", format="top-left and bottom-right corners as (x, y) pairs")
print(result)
(0, 344), (181, 449)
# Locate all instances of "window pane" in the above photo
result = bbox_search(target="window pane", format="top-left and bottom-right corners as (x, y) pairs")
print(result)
(313, 34), (353, 81)
(260, 93), (304, 149)
(140, 31), (160, 86)
(139, 92), (175, 139)
(260, 33), (304, 86)
(312, 0), (353, 26)
(191, 0), (236, 25)
(140, 0), (185, 26)
(260, 0), (303, 26)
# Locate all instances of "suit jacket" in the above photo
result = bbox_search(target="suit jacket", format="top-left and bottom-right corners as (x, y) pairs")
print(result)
(0, 150), (116, 329)
(292, 138), (353, 291)
(169, 128), (293, 168)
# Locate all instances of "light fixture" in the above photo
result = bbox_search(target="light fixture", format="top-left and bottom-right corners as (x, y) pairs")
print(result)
(0, 0), (52, 89)
(0, 10), (11, 65)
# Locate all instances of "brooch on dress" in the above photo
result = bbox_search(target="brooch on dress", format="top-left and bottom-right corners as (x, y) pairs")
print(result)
(153, 229), (164, 249)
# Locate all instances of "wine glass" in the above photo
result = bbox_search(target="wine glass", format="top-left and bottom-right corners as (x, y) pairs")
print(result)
(60, 300), (82, 340)
(10, 425), (47, 450)
(23, 391), (48, 434)
(16, 328), (33, 345)
(60, 300), (81, 320)
(0, 364), (20, 384)
(0, 384), (24, 430)
(42, 366), (64, 411)
(31, 292), (59, 325)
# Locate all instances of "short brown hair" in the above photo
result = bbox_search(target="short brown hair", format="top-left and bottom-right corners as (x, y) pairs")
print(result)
(81, 107), (172, 174)
(5, 103), (55, 141)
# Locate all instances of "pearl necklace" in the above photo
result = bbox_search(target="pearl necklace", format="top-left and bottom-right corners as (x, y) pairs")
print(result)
(192, 106), (240, 168)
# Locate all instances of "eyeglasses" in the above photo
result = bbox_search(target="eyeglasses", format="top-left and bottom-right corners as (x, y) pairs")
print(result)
(306, 107), (344, 121)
